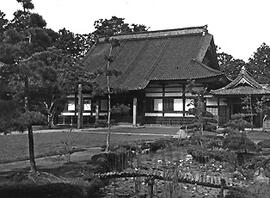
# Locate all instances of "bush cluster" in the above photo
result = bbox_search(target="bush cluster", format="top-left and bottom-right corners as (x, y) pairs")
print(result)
(90, 151), (130, 172)
(187, 146), (235, 164)
(0, 183), (102, 198)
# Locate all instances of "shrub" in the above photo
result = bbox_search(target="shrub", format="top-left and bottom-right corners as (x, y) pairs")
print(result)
(225, 114), (252, 131)
(189, 134), (223, 148)
(223, 133), (258, 152)
(0, 183), (93, 198)
(187, 146), (210, 163)
(111, 104), (130, 115)
(90, 151), (130, 172)
(187, 145), (236, 164)
(225, 188), (255, 198)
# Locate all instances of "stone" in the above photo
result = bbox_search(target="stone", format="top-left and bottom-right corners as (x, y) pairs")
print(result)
(174, 129), (189, 139)
(185, 154), (193, 161)
(254, 168), (270, 184)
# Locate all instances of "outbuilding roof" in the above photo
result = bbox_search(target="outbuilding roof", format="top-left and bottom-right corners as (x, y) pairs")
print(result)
(83, 26), (225, 90)
(211, 66), (270, 95)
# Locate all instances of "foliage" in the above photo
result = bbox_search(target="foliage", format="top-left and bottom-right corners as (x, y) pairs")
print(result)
(185, 80), (218, 132)
(0, 100), (20, 133)
(218, 43), (270, 83)
(247, 43), (270, 84)
(187, 145), (236, 164)
(216, 47), (246, 80)
(0, 182), (103, 198)
(93, 16), (148, 38)
(111, 104), (130, 115)
(225, 114), (252, 131)
(90, 151), (130, 172)
(225, 188), (255, 198)
(55, 28), (94, 59)
(223, 132), (257, 152)
(0, 0), (94, 172)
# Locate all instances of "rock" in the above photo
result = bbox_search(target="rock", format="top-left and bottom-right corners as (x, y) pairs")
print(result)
(174, 129), (189, 139)
(254, 168), (270, 184)
(185, 154), (193, 161)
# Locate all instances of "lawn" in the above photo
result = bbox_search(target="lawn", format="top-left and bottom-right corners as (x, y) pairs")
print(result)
(1, 127), (268, 164)
(0, 130), (166, 163)
(88, 126), (179, 135)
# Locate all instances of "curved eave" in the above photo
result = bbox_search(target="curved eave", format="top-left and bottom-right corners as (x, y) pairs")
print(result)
(211, 88), (270, 96)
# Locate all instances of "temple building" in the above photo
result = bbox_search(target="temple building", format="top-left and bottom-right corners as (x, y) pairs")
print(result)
(58, 25), (231, 126)
(211, 66), (270, 127)
(58, 26), (270, 128)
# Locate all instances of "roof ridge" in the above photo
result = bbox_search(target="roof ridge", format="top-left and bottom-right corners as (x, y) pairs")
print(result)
(99, 25), (208, 42)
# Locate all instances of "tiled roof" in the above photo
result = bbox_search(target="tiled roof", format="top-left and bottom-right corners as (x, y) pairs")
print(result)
(211, 66), (270, 95)
(83, 26), (224, 90)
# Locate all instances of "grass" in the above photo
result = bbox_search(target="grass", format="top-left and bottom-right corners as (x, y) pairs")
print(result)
(0, 131), (163, 163)
(90, 127), (179, 134)
(2, 127), (268, 164)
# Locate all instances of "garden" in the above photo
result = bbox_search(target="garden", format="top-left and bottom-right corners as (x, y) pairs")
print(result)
(1, 117), (270, 198)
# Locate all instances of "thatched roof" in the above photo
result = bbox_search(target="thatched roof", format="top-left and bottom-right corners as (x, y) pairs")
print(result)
(83, 26), (225, 90)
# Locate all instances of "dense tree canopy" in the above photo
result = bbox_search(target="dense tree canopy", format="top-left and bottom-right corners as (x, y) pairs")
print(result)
(247, 43), (270, 84)
(93, 16), (148, 38)
(217, 43), (270, 83)
(217, 47), (246, 80)
(0, 0), (94, 171)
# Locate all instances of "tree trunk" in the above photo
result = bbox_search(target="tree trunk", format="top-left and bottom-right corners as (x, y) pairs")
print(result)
(106, 92), (111, 152)
(24, 77), (37, 172)
(27, 125), (37, 172)
(48, 114), (54, 129)
(105, 45), (113, 152)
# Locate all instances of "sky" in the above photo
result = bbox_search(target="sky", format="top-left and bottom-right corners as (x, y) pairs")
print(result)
(1, 0), (270, 61)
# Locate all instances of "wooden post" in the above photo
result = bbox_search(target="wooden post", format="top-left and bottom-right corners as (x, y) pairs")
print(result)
(217, 97), (220, 126)
(77, 84), (83, 129)
(218, 178), (226, 198)
(142, 96), (146, 125)
(147, 177), (155, 198)
(133, 97), (137, 126)
(95, 99), (99, 124)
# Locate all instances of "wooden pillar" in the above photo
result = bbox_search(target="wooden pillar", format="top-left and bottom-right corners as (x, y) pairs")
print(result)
(142, 96), (146, 125)
(162, 84), (165, 117)
(133, 97), (137, 126)
(183, 84), (186, 117)
(217, 97), (220, 126)
(95, 99), (100, 124)
(77, 84), (83, 129)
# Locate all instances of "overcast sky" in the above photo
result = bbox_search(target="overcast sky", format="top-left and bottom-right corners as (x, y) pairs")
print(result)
(1, 0), (270, 61)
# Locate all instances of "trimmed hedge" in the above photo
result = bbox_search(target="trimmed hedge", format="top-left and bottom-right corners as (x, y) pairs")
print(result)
(187, 146), (236, 164)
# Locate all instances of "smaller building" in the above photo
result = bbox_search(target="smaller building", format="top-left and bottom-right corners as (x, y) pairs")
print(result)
(211, 66), (270, 127)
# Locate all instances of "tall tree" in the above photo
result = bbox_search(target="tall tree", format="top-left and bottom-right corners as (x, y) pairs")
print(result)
(0, 10), (8, 41)
(56, 28), (94, 59)
(217, 47), (246, 80)
(0, 0), (61, 172)
(92, 16), (148, 151)
(247, 43), (270, 84)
